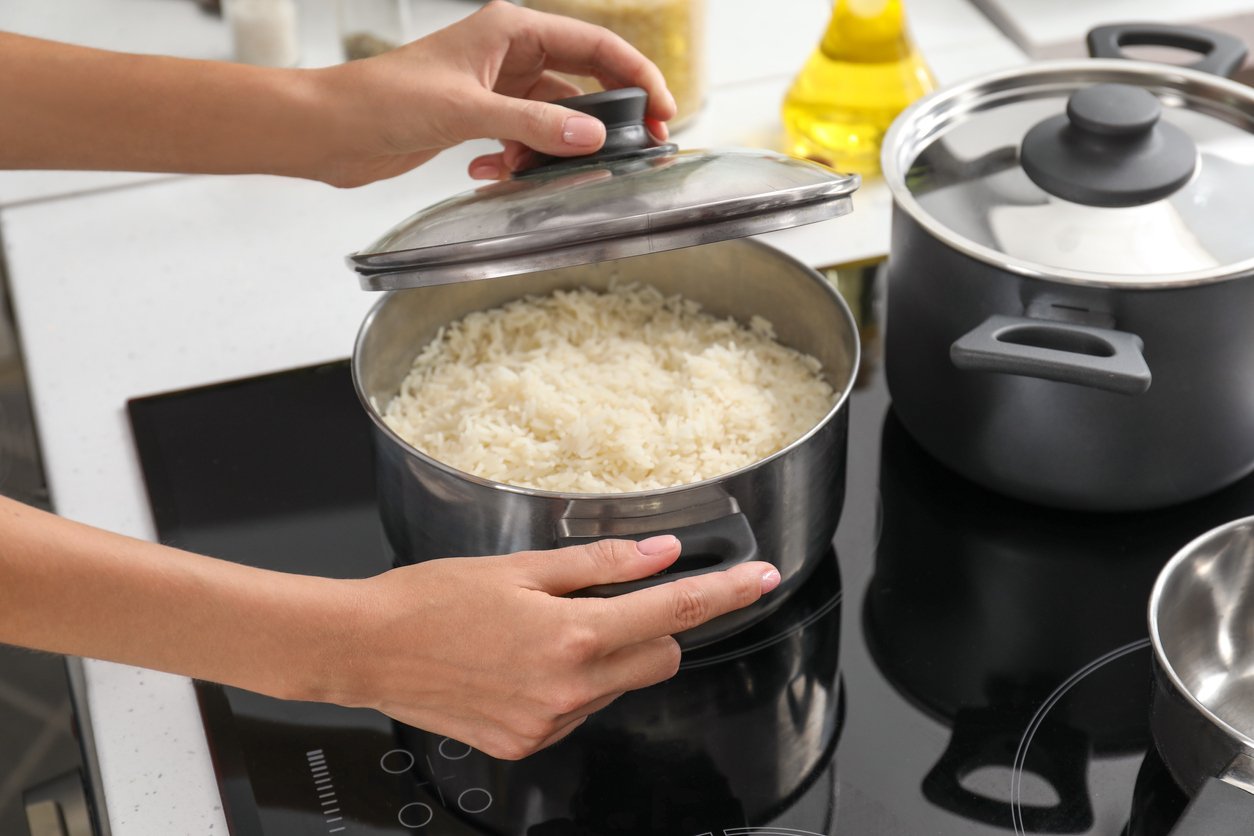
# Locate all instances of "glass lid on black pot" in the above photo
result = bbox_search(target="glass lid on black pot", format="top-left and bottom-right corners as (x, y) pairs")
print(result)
(881, 23), (1254, 286)
(348, 88), (860, 291)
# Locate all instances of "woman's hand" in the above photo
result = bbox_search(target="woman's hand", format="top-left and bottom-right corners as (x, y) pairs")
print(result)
(328, 536), (779, 760)
(0, 2), (674, 186)
(312, 0), (676, 186)
(0, 495), (777, 762)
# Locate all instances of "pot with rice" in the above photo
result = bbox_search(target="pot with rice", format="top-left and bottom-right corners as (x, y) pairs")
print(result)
(348, 89), (861, 647)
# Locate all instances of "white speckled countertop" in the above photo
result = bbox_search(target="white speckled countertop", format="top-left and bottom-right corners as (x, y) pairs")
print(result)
(0, 1), (1027, 832)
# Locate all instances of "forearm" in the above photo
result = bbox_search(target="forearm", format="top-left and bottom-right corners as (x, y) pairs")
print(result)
(0, 32), (348, 181)
(0, 495), (349, 702)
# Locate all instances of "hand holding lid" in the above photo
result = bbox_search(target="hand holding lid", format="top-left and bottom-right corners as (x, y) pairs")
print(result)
(521, 88), (678, 175)
(348, 90), (860, 291)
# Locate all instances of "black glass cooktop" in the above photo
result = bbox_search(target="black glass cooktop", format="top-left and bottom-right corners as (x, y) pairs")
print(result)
(128, 266), (1254, 835)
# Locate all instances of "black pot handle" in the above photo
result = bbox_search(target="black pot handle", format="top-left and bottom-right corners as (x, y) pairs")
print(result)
(560, 512), (759, 597)
(1087, 23), (1248, 78)
(1168, 777), (1254, 835)
(950, 314), (1151, 395)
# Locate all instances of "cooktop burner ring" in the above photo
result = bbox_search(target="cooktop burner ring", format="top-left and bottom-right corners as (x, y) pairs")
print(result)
(1011, 638), (1153, 835)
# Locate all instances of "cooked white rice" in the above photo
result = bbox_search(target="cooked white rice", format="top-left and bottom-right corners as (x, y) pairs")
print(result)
(382, 283), (836, 493)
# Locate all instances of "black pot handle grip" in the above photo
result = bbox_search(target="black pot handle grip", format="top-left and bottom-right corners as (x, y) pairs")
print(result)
(1087, 23), (1249, 78)
(560, 512), (759, 598)
(951, 314), (1152, 395)
(1168, 777), (1254, 835)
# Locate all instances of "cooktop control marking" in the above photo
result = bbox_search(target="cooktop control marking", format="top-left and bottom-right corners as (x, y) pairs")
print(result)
(306, 749), (347, 833)
(380, 749), (416, 774)
(388, 740), (496, 828)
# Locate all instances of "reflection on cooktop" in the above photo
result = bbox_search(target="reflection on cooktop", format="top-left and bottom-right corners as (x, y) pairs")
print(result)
(128, 263), (1254, 835)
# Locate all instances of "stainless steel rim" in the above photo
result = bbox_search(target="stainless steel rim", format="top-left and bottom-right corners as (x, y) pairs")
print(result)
(351, 239), (862, 500)
(1149, 514), (1254, 751)
(883, 59), (1254, 289)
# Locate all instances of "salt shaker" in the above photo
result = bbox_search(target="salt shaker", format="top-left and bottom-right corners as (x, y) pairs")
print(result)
(224, 0), (301, 68)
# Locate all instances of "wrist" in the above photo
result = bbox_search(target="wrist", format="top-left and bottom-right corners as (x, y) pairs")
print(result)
(293, 63), (386, 187)
(247, 573), (370, 705)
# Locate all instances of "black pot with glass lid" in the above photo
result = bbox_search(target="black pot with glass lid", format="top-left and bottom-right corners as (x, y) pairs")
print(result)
(882, 24), (1254, 511)
(348, 88), (862, 648)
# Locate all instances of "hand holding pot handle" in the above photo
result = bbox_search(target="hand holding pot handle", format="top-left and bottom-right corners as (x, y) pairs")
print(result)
(333, 537), (780, 761)
(561, 512), (760, 597)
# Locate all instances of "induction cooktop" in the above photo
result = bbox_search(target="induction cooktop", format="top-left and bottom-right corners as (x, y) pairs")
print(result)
(127, 264), (1253, 835)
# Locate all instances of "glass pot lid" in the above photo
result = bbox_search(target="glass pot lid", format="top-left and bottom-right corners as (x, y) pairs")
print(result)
(882, 39), (1254, 287)
(348, 88), (860, 291)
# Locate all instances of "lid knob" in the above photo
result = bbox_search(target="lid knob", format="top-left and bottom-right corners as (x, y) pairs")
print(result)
(1019, 83), (1198, 208)
(1065, 84), (1160, 136)
(517, 87), (678, 177)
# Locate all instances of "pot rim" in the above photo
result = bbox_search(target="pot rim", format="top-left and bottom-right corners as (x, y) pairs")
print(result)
(351, 238), (861, 501)
(882, 58), (1254, 290)
(1148, 514), (1254, 755)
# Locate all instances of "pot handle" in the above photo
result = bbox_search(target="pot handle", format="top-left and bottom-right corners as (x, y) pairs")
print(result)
(559, 512), (759, 597)
(950, 314), (1152, 395)
(1087, 23), (1248, 78)
(1168, 777), (1254, 836)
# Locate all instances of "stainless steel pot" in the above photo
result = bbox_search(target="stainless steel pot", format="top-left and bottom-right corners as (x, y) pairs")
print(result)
(353, 238), (860, 647)
(881, 24), (1254, 511)
(1149, 515), (1254, 835)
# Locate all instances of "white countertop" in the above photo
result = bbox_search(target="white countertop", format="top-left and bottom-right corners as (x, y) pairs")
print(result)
(0, 1), (1026, 832)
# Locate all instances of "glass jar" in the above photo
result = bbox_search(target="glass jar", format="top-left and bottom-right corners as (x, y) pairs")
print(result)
(521, 0), (707, 130)
(782, 0), (935, 176)
(337, 0), (410, 61)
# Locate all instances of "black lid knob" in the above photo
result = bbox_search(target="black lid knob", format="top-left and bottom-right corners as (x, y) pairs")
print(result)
(516, 87), (677, 177)
(1019, 83), (1197, 208)
(1065, 84), (1160, 136)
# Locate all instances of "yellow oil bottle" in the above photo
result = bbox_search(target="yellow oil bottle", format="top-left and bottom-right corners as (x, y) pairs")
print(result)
(782, 0), (935, 176)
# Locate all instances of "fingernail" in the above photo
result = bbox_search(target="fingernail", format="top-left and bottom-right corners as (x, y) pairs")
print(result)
(562, 115), (603, 146)
(469, 161), (501, 180)
(760, 569), (782, 594)
(637, 535), (678, 556)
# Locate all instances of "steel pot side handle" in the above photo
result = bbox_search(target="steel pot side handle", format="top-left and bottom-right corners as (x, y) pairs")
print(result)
(561, 512), (759, 598)
(1168, 772), (1254, 836)
(1087, 23), (1249, 79)
(950, 314), (1152, 395)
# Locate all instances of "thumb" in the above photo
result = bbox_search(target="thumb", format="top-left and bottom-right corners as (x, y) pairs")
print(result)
(461, 91), (606, 158)
(518, 536), (681, 596)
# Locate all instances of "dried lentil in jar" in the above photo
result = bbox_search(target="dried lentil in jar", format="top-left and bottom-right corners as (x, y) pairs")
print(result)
(521, 0), (707, 129)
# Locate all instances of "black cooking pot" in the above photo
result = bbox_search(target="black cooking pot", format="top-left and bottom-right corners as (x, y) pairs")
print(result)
(866, 411), (1254, 831)
(881, 23), (1254, 511)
